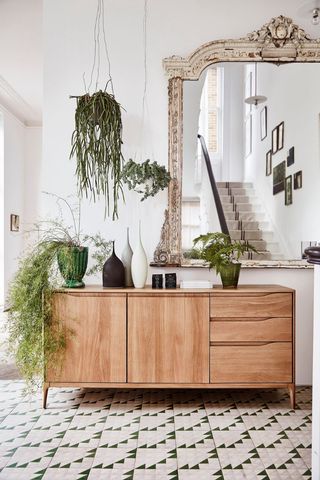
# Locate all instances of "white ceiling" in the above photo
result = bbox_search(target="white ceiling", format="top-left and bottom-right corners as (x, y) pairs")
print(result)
(0, 0), (42, 125)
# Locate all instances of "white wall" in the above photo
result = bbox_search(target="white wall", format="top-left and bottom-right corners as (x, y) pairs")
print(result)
(221, 63), (244, 182)
(0, 107), (42, 304)
(2, 109), (25, 303)
(245, 63), (320, 259)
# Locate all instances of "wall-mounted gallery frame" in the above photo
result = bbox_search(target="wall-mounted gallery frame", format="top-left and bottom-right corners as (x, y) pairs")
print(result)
(260, 106), (267, 141)
(266, 150), (272, 176)
(294, 170), (302, 189)
(272, 127), (278, 154)
(287, 146), (295, 167)
(271, 121), (284, 156)
(10, 214), (20, 232)
(285, 175), (293, 205)
(273, 160), (286, 195)
(278, 121), (284, 151)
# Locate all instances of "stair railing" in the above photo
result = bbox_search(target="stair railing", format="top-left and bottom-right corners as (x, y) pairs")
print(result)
(198, 134), (230, 236)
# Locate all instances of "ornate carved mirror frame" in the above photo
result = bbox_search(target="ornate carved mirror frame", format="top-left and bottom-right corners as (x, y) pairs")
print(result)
(152, 16), (320, 266)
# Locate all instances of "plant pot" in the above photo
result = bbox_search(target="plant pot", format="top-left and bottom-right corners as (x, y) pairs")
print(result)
(219, 263), (241, 289)
(57, 246), (88, 288)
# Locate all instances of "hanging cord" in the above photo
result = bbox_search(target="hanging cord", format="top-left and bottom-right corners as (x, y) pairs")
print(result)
(101, 0), (114, 95)
(86, 0), (114, 95)
(139, 0), (150, 156)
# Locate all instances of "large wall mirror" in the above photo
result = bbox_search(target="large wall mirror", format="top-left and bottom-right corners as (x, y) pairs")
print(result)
(153, 15), (320, 267)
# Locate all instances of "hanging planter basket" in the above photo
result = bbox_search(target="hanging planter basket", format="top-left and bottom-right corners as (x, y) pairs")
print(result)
(70, 89), (124, 219)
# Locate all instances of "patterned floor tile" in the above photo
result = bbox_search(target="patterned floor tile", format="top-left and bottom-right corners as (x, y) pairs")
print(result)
(137, 429), (176, 449)
(208, 414), (246, 431)
(178, 472), (223, 480)
(0, 383), (312, 478)
(91, 446), (137, 470)
(241, 413), (282, 431)
(99, 429), (139, 449)
(177, 446), (220, 470)
(135, 447), (177, 472)
(213, 430), (253, 449)
(175, 429), (214, 448)
(48, 447), (96, 469)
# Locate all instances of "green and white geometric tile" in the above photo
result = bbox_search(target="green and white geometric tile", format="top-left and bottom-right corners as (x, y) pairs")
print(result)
(99, 429), (139, 449)
(91, 445), (136, 470)
(208, 414), (246, 431)
(137, 429), (176, 449)
(241, 413), (282, 431)
(175, 429), (214, 449)
(213, 430), (253, 449)
(48, 446), (96, 469)
(177, 446), (220, 471)
(0, 382), (312, 478)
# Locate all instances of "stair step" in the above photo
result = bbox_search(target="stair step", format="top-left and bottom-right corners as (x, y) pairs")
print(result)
(230, 188), (255, 196)
(229, 230), (263, 241)
(216, 182), (253, 188)
(227, 220), (261, 230)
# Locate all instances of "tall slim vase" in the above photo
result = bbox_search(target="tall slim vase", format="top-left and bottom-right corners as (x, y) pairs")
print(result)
(131, 222), (148, 288)
(121, 228), (133, 287)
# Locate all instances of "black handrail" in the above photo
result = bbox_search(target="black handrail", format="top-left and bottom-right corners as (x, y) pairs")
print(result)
(198, 134), (230, 236)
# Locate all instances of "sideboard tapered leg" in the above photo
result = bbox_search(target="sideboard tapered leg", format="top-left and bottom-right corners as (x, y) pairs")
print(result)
(288, 384), (295, 410)
(43, 383), (49, 409)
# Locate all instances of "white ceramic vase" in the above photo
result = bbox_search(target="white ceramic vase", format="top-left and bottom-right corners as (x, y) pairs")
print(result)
(131, 222), (148, 288)
(121, 228), (133, 287)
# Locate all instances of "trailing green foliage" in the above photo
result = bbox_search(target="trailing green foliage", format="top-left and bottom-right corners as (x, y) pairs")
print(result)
(193, 232), (258, 274)
(7, 241), (66, 391)
(70, 90), (124, 219)
(6, 195), (112, 390)
(84, 233), (112, 276)
(121, 158), (171, 201)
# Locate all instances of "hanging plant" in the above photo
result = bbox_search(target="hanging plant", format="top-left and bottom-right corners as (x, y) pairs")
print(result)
(121, 158), (171, 201)
(69, 0), (124, 219)
(70, 89), (124, 219)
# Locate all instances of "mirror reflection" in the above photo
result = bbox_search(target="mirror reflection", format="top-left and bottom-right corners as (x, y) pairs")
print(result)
(182, 62), (320, 261)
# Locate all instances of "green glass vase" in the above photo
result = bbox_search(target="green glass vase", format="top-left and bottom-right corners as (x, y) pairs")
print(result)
(57, 246), (88, 288)
(219, 263), (241, 289)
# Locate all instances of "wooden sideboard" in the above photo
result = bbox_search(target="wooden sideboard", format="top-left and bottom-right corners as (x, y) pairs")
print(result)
(44, 284), (295, 408)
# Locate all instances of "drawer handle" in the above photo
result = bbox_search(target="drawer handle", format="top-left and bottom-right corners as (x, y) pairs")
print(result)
(211, 317), (283, 322)
(211, 341), (277, 346)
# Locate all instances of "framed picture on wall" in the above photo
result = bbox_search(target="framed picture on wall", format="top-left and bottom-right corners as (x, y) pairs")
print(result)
(260, 106), (267, 141)
(285, 175), (293, 205)
(272, 127), (278, 154)
(294, 170), (302, 189)
(273, 160), (286, 195)
(277, 121), (284, 151)
(266, 150), (272, 176)
(10, 214), (20, 232)
(287, 146), (295, 167)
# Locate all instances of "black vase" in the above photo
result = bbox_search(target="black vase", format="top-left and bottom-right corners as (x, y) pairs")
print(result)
(103, 241), (125, 288)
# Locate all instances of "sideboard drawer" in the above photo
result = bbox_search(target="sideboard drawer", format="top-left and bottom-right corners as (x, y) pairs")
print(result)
(210, 317), (292, 342)
(210, 293), (292, 318)
(210, 343), (292, 383)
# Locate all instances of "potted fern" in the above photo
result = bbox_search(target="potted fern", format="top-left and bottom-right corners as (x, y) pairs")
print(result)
(193, 232), (258, 288)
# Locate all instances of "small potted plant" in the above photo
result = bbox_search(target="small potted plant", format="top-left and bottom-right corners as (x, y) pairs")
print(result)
(193, 232), (258, 288)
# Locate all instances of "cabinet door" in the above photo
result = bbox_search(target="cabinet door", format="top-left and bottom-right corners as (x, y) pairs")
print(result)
(48, 293), (126, 383)
(128, 295), (209, 383)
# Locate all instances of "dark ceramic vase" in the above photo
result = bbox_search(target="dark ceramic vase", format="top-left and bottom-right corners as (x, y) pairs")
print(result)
(103, 241), (125, 288)
(57, 246), (88, 288)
